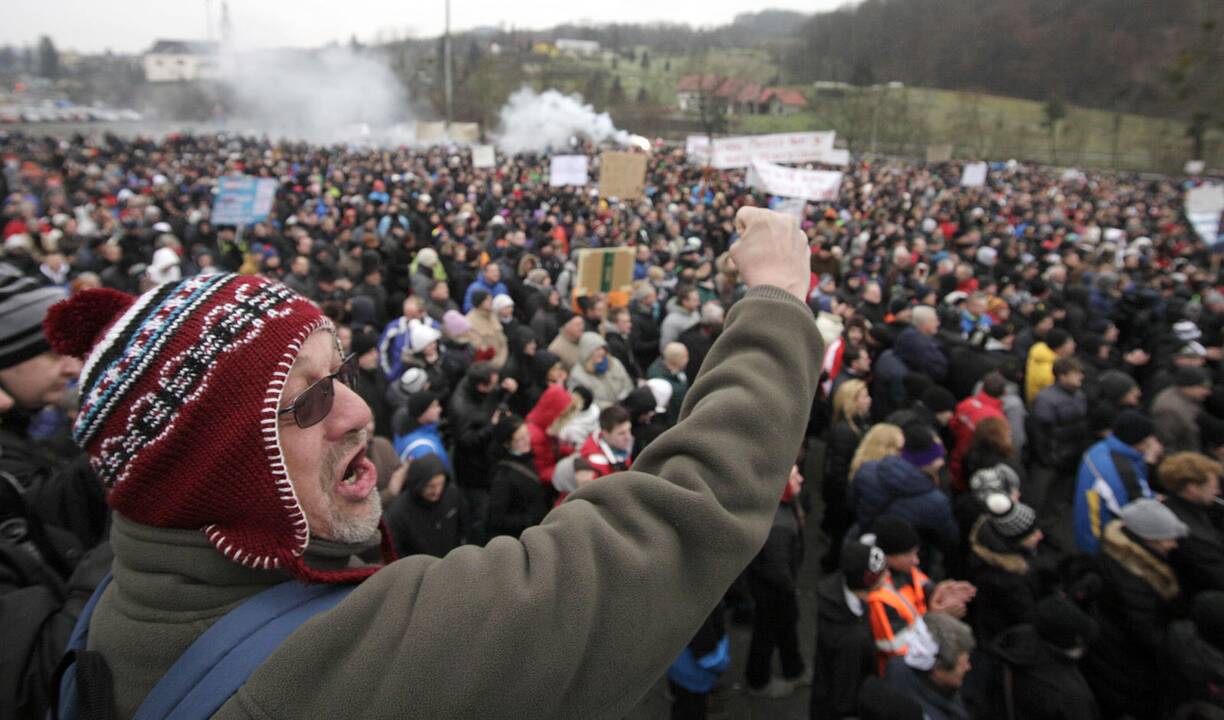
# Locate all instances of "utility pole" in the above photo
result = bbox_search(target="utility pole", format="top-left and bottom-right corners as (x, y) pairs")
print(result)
(444, 0), (453, 129)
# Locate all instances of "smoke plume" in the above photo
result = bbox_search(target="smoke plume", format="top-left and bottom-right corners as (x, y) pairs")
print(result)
(495, 88), (629, 154)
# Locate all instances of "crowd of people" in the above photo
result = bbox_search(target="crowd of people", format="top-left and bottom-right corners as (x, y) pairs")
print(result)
(2, 127), (1224, 719)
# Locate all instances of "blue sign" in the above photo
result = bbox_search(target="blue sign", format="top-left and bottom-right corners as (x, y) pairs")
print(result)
(210, 176), (279, 226)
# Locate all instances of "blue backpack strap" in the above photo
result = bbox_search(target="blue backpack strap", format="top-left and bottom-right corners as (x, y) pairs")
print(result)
(54, 572), (114, 720)
(132, 580), (356, 720)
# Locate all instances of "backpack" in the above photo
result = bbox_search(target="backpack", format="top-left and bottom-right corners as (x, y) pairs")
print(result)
(53, 574), (356, 720)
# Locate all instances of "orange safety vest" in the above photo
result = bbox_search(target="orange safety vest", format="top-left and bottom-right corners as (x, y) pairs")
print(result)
(865, 569), (929, 675)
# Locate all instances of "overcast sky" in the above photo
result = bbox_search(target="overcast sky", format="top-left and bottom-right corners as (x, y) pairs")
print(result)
(4, 0), (845, 54)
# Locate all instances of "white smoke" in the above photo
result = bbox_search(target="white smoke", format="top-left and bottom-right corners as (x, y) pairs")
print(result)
(220, 46), (411, 144)
(495, 88), (630, 155)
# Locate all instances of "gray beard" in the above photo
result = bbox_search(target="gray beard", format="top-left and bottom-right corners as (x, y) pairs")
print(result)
(325, 492), (383, 545)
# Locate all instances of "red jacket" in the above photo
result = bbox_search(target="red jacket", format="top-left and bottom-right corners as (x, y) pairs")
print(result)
(526, 383), (574, 487)
(579, 432), (633, 480)
(948, 391), (1005, 488)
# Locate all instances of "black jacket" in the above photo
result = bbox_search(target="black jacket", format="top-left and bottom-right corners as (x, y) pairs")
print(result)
(1165, 493), (1224, 598)
(966, 519), (1052, 643)
(447, 377), (506, 491)
(809, 573), (877, 719)
(1163, 619), (1224, 711)
(993, 624), (1100, 720)
(486, 453), (549, 539)
(629, 304), (661, 372)
(678, 323), (720, 380)
(748, 500), (803, 595)
(384, 454), (468, 558)
(823, 418), (865, 505)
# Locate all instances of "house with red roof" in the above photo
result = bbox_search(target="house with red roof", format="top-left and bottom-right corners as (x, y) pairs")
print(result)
(675, 75), (808, 116)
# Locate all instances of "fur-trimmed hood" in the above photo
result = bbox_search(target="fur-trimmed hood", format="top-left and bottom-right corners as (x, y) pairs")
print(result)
(1101, 520), (1180, 601)
(969, 516), (1030, 575)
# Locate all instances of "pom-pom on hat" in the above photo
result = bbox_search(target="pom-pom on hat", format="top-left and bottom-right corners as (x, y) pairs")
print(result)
(44, 273), (393, 585)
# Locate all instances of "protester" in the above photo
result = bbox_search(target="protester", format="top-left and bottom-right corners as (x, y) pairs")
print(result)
(384, 453), (469, 558)
(1159, 452), (1224, 597)
(883, 612), (976, 720)
(1074, 410), (1161, 553)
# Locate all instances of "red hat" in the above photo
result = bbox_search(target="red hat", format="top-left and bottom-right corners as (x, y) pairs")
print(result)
(44, 274), (393, 584)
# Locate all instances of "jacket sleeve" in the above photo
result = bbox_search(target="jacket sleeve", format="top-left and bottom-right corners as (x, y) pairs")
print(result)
(230, 286), (823, 720)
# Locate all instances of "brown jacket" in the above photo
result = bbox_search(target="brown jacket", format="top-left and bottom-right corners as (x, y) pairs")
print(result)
(88, 286), (822, 719)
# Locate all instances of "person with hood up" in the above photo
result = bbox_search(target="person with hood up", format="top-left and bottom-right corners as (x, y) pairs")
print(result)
(486, 415), (550, 539)
(883, 612), (976, 720)
(350, 328), (391, 439)
(1074, 410), (1161, 553)
(384, 453), (469, 558)
(525, 383), (580, 488)
(808, 540), (888, 719)
(410, 247), (446, 300)
(991, 596), (1101, 720)
(568, 331), (633, 410)
(851, 422), (959, 556)
(391, 390), (448, 470)
(501, 325), (539, 415)
(744, 463), (810, 698)
(622, 384), (669, 455)
(1087, 369), (1141, 438)
(465, 290), (509, 369)
(1083, 498), (1189, 719)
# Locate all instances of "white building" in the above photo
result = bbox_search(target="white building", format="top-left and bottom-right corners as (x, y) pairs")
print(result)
(554, 39), (601, 57)
(143, 40), (221, 83)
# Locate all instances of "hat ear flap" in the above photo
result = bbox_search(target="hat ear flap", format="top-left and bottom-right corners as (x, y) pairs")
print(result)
(44, 288), (135, 359)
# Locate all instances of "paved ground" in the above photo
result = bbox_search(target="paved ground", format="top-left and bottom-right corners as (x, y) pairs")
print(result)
(625, 446), (830, 720)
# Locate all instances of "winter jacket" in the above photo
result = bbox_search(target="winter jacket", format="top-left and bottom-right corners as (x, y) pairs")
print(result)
(603, 326), (642, 381)
(948, 391), (1005, 487)
(894, 327), (948, 383)
(579, 431), (633, 480)
(629, 304), (661, 374)
(84, 284), (821, 720)
(993, 624), (1100, 720)
(1165, 493), (1224, 597)
(883, 656), (970, 720)
(658, 304), (698, 348)
(448, 376), (506, 492)
(1151, 387), (1202, 454)
(486, 452), (550, 539)
(377, 317), (417, 381)
(747, 500), (804, 595)
(547, 333), (581, 372)
(462, 276), (509, 312)
(384, 454), (468, 559)
(1163, 619), (1224, 711)
(871, 349), (909, 422)
(1083, 521), (1183, 719)
(1074, 434), (1152, 553)
(393, 422), (450, 470)
(667, 604), (730, 694)
(1029, 383), (1089, 472)
(809, 573), (877, 719)
(525, 384), (575, 487)
(966, 518), (1049, 643)
(646, 359), (689, 426)
(1025, 342), (1057, 405)
(466, 307), (509, 369)
(679, 323), (720, 380)
(568, 333), (633, 409)
(823, 418), (866, 508)
(850, 456), (958, 553)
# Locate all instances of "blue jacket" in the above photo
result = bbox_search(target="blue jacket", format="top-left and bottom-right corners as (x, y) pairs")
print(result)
(851, 456), (958, 550)
(1074, 434), (1151, 553)
(378, 317), (413, 381)
(893, 327), (948, 382)
(394, 423), (450, 471)
(462, 276), (509, 312)
(666, 635), (730, 693)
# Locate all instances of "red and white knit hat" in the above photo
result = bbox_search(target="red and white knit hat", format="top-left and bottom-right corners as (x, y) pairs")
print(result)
(44, 273), (393, 584)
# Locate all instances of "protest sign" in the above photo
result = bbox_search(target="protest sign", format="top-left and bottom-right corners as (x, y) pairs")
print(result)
(472, 144), (496, 169)
(598, 152), (648, 200)
(449, 123), (480, 143)
(1186, 160), (1206, 175)
(575, 247), (635, 296)
(210, 176), (279, 226)
(685, 135), (711, 164)
(1186, 184), (1224, 245)
(708, 131), (836, 169)
(549, 155), (589, 187)
(960, 162), (988, 187)
(820, 148), (851, 167)
(415, 122), (446, 142)
(749, 160), (843, 202)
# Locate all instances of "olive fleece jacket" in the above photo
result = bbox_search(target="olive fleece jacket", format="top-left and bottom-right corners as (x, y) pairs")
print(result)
(87, 285), (822, 719)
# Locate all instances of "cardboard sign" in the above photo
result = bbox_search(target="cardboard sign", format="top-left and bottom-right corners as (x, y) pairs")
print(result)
(748, 159), (843, 202)
(960, 162), (988, 188)
(708, 131), (836, 169)
(449, 122), (480, 143)
(415, 122), (446, 142)
(575, 246), (635, 296)
(549, 155), (589, 187)
(472, 144), (496, 169)
(926, 144), (953, 163)
(598, 151), (648, 200)
(210, 176), (278, 226)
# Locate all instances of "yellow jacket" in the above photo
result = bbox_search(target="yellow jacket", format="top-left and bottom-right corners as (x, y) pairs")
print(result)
(1025, 342), (1056, 405)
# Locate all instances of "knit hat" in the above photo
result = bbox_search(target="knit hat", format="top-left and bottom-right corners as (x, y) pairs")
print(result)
(921, 386), (957, 413)
(969, 463), (1021, 501)
(441, 310), (471, 340)
(646, 378), (673, 414)
(415, 247), (439, 268)
(1034, 595), (1099, 650)
(1112, 409), (1155, 446)
(1118, 498), (1189, 541)
(492, 294), (515, 312)
(841, 540), (887, 591)
(350, 328), (380, 359)
(0, 263), (65, 370)
(42, 273), (393, 584)
(1097, 370), (1138, 404)
(470, 289), (491, 309)
(900, 422), (945, 468)
(407, 390), (440, 421)
(868, 514), (920, 555)
(985, 493), (1039, 540)
(1175, 365), (1212, 389)
(398, 367), (429, 395)
(1193, 591), (1224, 649)
(407, 323), (442, 354)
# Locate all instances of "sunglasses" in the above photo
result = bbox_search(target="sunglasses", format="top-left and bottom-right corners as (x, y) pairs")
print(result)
(277, 353), (359, 429)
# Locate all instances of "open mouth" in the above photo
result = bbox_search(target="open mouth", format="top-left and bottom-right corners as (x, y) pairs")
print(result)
(334, 445), (377, 501)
